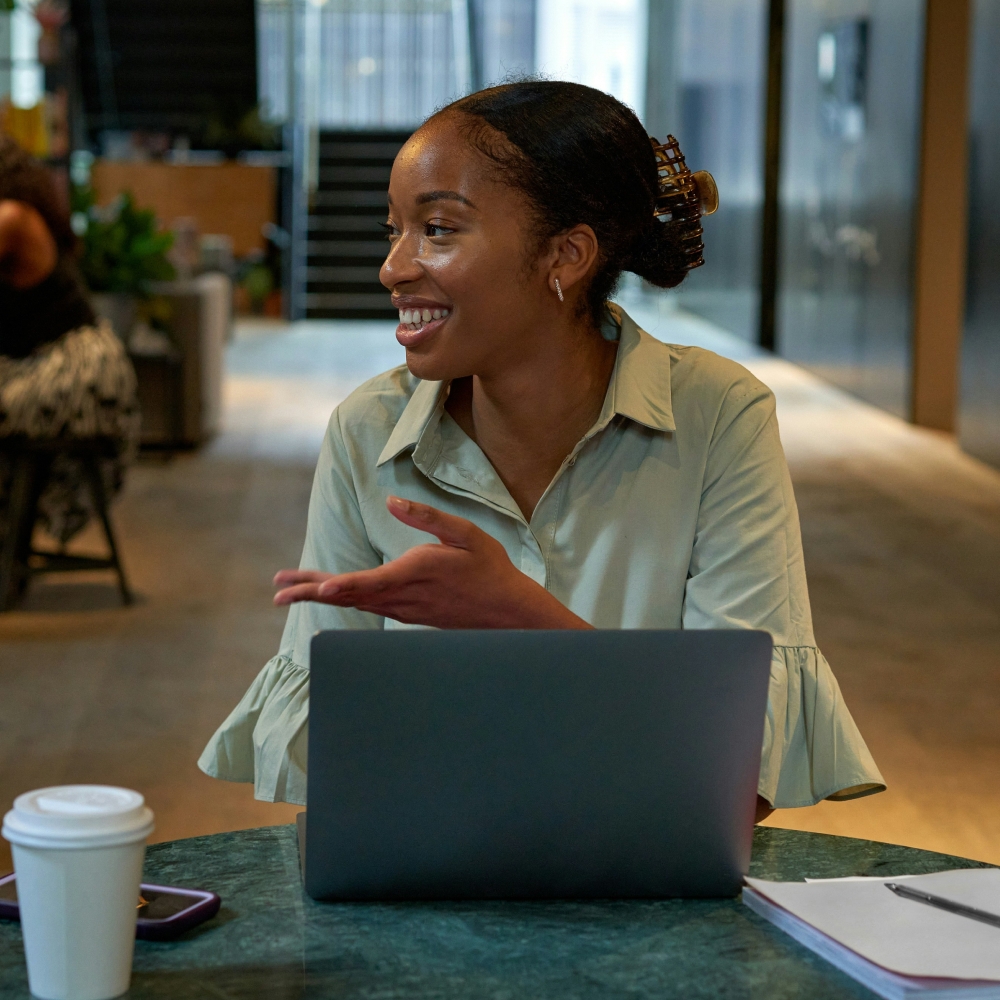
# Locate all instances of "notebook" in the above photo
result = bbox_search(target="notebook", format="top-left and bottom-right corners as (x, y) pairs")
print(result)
(744, 869), (1000, 1000)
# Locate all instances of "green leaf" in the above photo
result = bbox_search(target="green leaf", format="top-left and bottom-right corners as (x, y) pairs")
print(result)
(75, 187), (176, 295)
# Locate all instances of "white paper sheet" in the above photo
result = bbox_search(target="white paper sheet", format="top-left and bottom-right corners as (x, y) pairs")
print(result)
(745, 869), (1000, 981)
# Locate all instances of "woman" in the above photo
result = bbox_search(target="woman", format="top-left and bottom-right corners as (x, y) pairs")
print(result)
(0, 137), (138, 553)
(200, 82), (884, 819)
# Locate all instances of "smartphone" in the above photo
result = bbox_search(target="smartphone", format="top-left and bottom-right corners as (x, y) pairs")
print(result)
(0, 871), (221, 941)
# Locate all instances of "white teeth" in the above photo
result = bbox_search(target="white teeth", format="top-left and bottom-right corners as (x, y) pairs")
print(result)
(398, 307), (449, 327)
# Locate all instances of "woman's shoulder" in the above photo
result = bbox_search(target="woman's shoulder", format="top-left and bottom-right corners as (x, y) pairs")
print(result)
(618, 308), (770, 412)
(658, 339), (776, 429)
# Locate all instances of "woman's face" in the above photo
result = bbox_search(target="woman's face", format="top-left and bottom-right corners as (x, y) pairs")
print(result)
(380, 114), (552, 382)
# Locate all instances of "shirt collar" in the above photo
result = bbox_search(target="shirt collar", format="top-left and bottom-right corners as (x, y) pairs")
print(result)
(597, 302), (676, 434)
(375, 304), (674, 468)
(376, 375), (446, 467)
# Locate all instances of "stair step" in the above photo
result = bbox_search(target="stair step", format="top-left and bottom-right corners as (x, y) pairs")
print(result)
(305, 292), (395, 312)
(307, 260), (387, 270)
(318, 165), (393, 184)
(320, 140), (409, 160)
(313, 190), (389, 208)
(308, 215), (386, 233)
(305, 265), (384, 282)
(307, 240), (388, 256)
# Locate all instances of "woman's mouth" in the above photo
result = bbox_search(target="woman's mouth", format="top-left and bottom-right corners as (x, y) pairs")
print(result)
(395, 306), (450, 347)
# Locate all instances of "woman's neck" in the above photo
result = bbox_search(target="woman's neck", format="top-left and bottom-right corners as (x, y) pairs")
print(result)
(446, 317), (618, 521)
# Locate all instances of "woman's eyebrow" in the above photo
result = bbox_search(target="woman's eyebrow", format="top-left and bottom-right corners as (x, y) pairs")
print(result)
(415, 190), (477, 208)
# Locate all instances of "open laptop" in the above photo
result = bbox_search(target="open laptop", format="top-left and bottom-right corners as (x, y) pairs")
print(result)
(301, 628), (772, 901)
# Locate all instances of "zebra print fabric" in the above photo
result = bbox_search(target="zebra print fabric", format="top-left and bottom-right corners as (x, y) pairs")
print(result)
(0, 321), (140, 543)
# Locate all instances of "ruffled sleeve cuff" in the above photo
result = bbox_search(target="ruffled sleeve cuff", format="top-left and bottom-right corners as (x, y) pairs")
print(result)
(759, 644), (886, 808)
(197, 654), (310, 806)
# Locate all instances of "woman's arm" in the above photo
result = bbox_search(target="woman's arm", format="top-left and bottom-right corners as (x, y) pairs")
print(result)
(0, 200), (58, 289)
(682, 372), (883, 811)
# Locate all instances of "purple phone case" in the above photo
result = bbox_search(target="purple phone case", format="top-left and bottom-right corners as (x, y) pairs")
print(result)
(0, 872), (221, 941)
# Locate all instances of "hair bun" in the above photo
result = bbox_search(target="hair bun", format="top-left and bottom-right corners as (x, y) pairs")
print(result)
(625, 218), (689, 289)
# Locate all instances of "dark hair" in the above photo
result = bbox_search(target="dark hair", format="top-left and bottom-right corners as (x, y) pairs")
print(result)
(0, 136), (75, 252)
(438, 80), (693, 325)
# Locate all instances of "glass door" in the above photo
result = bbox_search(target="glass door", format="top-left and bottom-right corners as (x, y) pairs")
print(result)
(775, 0), (925, 417)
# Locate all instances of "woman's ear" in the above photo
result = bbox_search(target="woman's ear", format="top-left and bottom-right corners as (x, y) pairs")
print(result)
(548, 224), (599, 299)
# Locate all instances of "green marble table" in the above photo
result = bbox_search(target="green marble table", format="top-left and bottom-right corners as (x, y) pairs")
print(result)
(0, 825), (992, 999)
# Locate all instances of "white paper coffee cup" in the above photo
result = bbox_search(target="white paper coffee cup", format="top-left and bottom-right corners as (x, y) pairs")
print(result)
(2, 786), (155, 1000)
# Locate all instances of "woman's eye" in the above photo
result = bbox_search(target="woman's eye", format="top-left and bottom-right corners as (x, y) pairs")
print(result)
(379, 221), (399, 241)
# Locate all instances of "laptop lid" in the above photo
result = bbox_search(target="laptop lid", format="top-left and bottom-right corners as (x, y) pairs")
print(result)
(305, 629), (772, 901)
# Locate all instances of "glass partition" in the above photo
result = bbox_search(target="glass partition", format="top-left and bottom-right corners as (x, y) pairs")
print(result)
(644, 0), (768, 343)
(470, 0), (535, 89)
(256, 0), (470, 129)
(776, 0), (924, 417)
(535, 0), (648, 118)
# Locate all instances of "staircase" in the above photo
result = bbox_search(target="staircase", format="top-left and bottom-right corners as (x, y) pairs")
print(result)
(303, 131), (412, 319)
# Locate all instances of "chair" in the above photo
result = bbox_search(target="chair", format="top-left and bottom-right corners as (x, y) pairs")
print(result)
(0, 437), (132, 611)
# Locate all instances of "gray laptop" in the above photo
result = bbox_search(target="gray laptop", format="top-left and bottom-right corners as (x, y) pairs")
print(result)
(302, 629), (772, 901)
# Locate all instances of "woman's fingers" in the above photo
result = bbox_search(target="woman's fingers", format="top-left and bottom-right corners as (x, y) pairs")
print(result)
(273, 502), (506, 620)
(273, 582), (326, 606)
(386, 496), (478, 549)
(275, 502), (481, 604)
(316, 558), (417, 599)
(273, 579), (381, 607)
(273, 568), (334, 586)
(275, 558), (421, 607)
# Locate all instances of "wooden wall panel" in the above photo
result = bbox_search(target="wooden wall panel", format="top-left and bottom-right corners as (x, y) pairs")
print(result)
(911, 0), (972, 430)
(91, 162), (276, 258)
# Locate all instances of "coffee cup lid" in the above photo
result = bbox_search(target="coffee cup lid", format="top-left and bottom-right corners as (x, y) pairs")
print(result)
(2, 785), (155, 850)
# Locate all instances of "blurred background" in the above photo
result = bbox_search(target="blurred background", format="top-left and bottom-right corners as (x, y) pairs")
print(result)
(0, 0), (997, 872)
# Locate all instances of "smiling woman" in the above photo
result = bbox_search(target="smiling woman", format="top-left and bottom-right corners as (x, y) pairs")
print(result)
(199, 81), (885, 821)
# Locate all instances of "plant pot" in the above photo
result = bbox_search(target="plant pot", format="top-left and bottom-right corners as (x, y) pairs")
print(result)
(90, 293), (137, 341)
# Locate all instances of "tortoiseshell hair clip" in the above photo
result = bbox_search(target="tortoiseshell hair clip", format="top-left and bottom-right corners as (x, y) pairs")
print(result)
(649, 135), (719, 272)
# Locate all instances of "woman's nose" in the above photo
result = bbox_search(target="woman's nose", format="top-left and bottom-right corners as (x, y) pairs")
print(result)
(380, 233), (422, 290)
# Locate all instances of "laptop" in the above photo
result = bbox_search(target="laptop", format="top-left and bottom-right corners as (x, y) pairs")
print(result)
(301, 628), (772, 901)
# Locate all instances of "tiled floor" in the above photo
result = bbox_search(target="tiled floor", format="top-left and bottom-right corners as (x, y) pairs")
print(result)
(1, 298), (999, 874)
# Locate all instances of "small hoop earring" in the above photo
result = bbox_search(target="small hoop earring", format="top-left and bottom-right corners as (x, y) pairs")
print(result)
(554, 278), (564, 302)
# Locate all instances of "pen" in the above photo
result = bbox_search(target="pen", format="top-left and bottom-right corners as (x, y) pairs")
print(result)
(885, 882), (1000, 930)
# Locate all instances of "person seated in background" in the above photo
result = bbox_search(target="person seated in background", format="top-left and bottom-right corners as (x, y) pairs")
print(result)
(200, 81), (885, 822)
(0, 137), (138, 562)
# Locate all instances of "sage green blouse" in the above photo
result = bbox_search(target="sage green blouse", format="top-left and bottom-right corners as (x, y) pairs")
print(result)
(199, 305), (885, 809)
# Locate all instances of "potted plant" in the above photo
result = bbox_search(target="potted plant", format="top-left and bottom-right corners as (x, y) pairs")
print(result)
(75, 189), (176, 339)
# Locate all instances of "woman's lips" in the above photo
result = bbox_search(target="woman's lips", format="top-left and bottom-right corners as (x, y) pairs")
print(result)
(395, 305), (450, 348)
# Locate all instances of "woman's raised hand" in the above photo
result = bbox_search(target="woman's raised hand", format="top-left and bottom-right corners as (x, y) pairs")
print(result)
(273, 496), (592, 630)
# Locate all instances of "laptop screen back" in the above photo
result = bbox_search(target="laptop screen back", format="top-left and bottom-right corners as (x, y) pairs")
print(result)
(305, 628), (772, 900)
